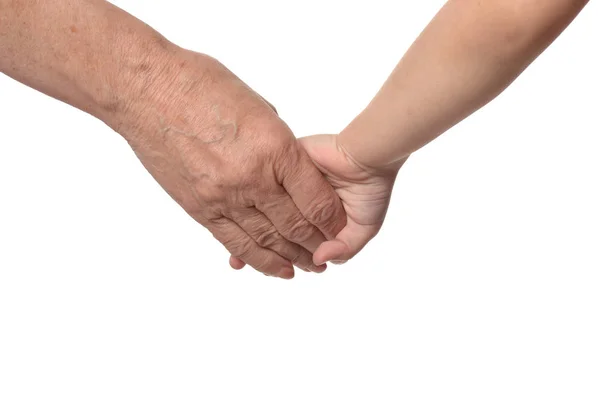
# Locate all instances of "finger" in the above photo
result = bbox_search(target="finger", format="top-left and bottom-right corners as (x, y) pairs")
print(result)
(229, 256), (326, 273)
(278, 144), (347, 240)
(229, 256), (246, 270)
(209, 217), (295, 279)
(312, 218), (380, 265)
(231, 208), (324, 273)
(259, 95), (278, 115)
(256, 188), (327, 254)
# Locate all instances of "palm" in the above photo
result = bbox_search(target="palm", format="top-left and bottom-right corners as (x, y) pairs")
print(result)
(299, 134), (398, 264)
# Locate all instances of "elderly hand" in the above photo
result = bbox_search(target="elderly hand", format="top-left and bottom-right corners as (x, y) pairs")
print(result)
(116, 49), (346, 279)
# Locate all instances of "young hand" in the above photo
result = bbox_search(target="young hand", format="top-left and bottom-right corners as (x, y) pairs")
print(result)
(297, 134), (405, 265)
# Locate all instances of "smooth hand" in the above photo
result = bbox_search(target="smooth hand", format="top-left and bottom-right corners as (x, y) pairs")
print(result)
(115, 49), (346, 279)
(297, 134), (403, 265)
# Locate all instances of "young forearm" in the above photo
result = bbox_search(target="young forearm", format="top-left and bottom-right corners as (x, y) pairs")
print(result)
(0, 0), (176, 131)
(340, 0), (589, 170)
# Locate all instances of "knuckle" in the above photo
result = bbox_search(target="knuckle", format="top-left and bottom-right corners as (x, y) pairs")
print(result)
(252, 261), (270, 274)
(193, 181), (227, 208)
(252, 256), (275, 275)
(290, 251), (304, 265)
(228, 238), (255, 259)
(292, 252), (312, 269)
(247, 114), (292, 150)
(255, 228), (281, 248)
(285, 219), (316, 243)
(274, 143), (302, 179)
(306, 195), (338, 226)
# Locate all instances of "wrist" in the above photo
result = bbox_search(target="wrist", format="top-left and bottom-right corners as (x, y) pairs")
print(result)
(338, 117), (408, 176)
(92, 32), (182, 139)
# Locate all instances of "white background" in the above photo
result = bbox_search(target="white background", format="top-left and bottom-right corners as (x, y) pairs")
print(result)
(1, 1), (599, 398)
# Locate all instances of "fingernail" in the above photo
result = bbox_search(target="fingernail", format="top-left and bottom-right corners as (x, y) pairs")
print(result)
(311, 264), (327, 273)
(277, 268), (294, 280)
(331, 260), (347, 265)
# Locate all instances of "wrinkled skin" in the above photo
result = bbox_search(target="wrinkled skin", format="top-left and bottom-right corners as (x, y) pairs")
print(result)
(120, 49), (346, 279)
(231, 133), (404, 269)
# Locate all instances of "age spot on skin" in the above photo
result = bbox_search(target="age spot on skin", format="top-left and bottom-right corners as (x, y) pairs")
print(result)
(69, 25), (78, 33)
(135, 63), (151, 73)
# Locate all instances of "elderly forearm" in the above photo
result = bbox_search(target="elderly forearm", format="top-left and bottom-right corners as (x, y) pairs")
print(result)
(340, 0), (589, 170)
(0, 0), (177, 131)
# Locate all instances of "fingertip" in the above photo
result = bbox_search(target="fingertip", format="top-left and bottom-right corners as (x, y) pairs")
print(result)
(331, 260), (347, 265)
(311, 263), (328, 273)
(313, 240), (351, 265)
(277, 267), (295, 280)
(313, 247), (332, 266)
(229, 256), (246, 270)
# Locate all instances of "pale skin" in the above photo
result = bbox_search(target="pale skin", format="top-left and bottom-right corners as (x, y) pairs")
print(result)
(0, 0), (349, 279)
(297, 0), (590, 266)
(236, 0), (591, 269)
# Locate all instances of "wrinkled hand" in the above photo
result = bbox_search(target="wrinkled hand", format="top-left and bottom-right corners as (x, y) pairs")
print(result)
(117, 49), (346, 278)
(295, 134), (404, 264)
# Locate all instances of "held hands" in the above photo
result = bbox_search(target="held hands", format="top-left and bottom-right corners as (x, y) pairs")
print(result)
(115, 46), (400, 279)
(6, 0), (581, 279)
(118, 49), (347, 279)
(231, 134), (405, 272)
(299, 134), (404, 265)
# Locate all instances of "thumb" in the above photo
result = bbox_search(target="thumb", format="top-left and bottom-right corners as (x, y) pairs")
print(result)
(299, 134), (348, 175)
(298, 133), (335, 147)
(312, 219), (380, 265)
(298, 134), (337, 158)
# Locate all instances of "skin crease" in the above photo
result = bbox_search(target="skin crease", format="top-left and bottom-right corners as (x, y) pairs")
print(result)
(0, 0), (348, 279)
(229, 0), (590, 269)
